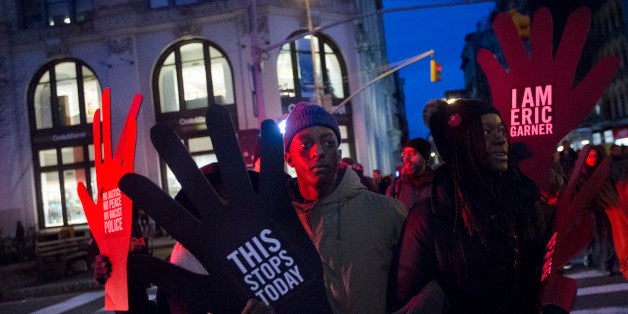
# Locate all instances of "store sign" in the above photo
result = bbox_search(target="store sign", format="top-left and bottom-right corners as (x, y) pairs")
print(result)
(52, 131), (88, 141)
(179, 115), (205, 126)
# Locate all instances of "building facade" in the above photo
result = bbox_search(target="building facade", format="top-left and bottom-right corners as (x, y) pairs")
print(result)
(461, 0), (628, 150)
(0, 0), (405, 235)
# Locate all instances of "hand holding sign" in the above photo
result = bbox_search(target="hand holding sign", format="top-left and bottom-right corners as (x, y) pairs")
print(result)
(477, 7), (620, 189)
(77, 88), (142, 311)
(119, 105), (330, 313)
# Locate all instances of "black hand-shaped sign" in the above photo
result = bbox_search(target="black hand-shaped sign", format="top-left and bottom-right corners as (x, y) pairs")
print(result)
(119, 105), (331, 313)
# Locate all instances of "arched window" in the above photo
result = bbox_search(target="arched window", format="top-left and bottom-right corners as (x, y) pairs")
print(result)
(28, 59), (101, 228)
(277, 31), (355, 159)
(153, 39), (235, 196)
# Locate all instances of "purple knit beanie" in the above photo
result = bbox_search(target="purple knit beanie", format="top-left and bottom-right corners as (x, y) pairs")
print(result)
(283, 102), (341, 152)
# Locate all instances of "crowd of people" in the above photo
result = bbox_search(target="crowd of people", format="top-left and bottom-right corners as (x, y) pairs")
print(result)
(92, 99), (628, 313)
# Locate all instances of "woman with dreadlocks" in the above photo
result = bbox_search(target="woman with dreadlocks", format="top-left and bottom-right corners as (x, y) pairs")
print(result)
(391, 99), (548, 313)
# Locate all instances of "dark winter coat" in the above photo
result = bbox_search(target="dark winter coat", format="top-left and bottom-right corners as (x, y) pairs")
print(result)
(393, 164), (547, 313)
(289, 165), (407, 314)
(386, 167), (434, 214)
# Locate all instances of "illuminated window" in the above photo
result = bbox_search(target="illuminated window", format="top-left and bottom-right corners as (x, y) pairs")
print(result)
(153, 39), (235, 195)
(18, 0), (93, 28)
(28, 59), (101, 228)
(277, 32), (346, 110)
(155, 40), (234, 114)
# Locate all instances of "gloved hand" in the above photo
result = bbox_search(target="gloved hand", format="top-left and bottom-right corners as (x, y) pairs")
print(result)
(477, 7), (619, 190)
(94, 254), (112, 286)
(77, 87), (142, 311)
(120, 105), (331, 314)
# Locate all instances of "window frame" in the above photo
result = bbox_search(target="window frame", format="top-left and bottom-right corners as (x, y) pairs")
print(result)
(152, 39), (237, 195)
(277, 31), (356, 160)
(28, 58), (101, 229)
(18, 0), (94, 29)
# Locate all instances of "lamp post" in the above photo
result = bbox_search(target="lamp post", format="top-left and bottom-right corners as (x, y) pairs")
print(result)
(306, 0), (323, 107)
(248, 0), (266, 125)
(247, 0), (491, 123)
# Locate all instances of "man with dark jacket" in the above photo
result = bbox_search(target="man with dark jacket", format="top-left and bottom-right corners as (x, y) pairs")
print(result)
(386, 138), (434, 214)
(283, 102), (406, 313)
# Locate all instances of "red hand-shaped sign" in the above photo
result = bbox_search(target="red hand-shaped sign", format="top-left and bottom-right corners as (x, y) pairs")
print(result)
(477, 7), (619, 190)
(77, 87), (142, 311)
(607, 177), (628, 280)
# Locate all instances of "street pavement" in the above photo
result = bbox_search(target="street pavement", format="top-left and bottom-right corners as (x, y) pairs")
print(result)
(568, 265), (628, 313)
(0, 260), (626, 313)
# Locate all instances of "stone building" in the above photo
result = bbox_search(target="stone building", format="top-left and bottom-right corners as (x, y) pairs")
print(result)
(0, 0), (405, 235)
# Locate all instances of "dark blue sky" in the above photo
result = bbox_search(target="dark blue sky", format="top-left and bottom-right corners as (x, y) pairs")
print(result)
(382, 0), (496, 139)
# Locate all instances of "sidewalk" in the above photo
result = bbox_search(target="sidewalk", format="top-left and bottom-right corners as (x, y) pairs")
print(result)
(0, 236), (175, 303)
(1, 270), (101, 302)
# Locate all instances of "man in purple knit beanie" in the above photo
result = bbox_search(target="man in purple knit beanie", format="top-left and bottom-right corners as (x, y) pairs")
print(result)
(283, 102), (406, 313)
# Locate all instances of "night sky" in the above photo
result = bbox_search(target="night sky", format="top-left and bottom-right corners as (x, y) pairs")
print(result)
(382, 0), (496, 139)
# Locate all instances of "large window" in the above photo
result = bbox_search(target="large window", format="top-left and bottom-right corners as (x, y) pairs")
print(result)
(153, 39), (235, 196)
(29, 59), (101, 228)
(277, 31), (355, 159)
(18, 0), (93, 29)
(277, 34), (345, 104)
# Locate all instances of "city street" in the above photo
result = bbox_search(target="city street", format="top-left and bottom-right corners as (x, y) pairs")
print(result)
(1, 262), (626, 313)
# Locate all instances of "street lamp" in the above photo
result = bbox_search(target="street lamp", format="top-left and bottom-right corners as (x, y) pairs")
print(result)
(305, 0), (323, 107)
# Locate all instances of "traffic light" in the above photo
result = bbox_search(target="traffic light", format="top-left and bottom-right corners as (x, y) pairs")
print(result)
(430, 59), (442, 82)
(510, 9), (530, 40)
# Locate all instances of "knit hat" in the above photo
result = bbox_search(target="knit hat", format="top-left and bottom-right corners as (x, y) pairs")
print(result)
(283, 102), (341, 152)
(403, 138), (431, 161)
(428, 99), (500, 163)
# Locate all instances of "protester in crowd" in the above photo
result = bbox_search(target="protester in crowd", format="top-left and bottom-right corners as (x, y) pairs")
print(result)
(560, 140), (578, 178)
(610, 144), (628, 183)
(381, 174), (394, 194)
(392, 99), (548, 313)
(341, 157), (379, 192)
(578, 146), (618, 275)
(283, 102), (406, 313)
(372, 169), (391, 194)
(352, 162), (379, 192)
(372, 169), (383, 193)
(550, 149), (567, 197)
(386, 138), (434, 214)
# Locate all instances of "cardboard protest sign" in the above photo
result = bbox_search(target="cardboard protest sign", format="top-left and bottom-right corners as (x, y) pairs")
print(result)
(477, 7), (619, 191)
(77, 88), (142, 310)
(119, 105), (331, 313)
